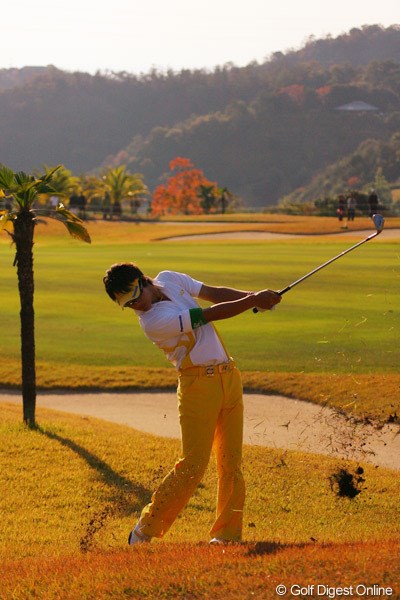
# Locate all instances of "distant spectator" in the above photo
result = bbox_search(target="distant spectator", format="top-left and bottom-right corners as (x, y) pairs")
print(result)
(78, 192), (87, 220)
(367, 189), (379, 217)
(49, 195), (59, 210)
(130, 198), (141, 215)
(112, 199), (122, 220)
(347, 193), (357, 222)
(337, 195), (346, 222)
(102, 191), (112, 220)
(69, 192), (79, 215)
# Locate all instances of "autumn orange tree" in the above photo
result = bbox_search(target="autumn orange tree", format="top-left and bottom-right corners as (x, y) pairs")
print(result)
(151, 157), (217, 216)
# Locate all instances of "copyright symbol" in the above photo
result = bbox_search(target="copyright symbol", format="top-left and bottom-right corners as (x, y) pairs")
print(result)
(276, 584), (287, 596)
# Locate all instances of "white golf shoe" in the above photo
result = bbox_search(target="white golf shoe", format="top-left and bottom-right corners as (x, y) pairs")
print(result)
(209, 537), (229, 545)
(128, 525), (151, 545)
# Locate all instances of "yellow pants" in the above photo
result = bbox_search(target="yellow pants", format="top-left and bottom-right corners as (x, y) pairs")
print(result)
(137, 365), (245, 541)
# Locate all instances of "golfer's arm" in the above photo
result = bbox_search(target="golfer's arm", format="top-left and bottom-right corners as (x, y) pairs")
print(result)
(202, 295), (257, 323)
(198, 284), (251, 304)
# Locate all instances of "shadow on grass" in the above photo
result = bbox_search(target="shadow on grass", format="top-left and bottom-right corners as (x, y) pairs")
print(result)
(36, 425), (151, 511)
(35, 426), (152, 551)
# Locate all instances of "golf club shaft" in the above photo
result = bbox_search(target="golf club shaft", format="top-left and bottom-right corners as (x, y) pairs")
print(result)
(279, 230), (380, 295)
(253, 229), (382, 312)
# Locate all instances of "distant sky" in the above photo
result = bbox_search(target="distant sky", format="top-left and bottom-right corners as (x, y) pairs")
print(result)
(2, 0), (399, 75)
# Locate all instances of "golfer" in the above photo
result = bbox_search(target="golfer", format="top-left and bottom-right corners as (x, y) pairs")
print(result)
(103, 263), (281, 545)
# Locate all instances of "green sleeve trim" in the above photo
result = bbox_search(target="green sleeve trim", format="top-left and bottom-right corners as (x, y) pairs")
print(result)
(189, 307), (207, 329)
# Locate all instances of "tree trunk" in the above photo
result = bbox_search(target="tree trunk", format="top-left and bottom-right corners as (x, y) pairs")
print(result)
(13, 209), (36, 427)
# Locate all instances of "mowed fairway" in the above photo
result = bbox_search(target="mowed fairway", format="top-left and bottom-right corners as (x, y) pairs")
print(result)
(0, 218), (400, 373)
(1, 218), (399, 376)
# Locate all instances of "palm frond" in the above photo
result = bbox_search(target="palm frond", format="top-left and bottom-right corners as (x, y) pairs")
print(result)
(45, 206), (91, 244)
(56, 203), (84, 223)
(37, 183), (59, 195)
(0, 163), (91, 244)
(62, 220), (91, 244)
(14, 171), (34, 186)
(0, 164), (15, 189)
(0, 211), (14, 231)
(13, 186), (37, 209)
(43, 164), (62, 179)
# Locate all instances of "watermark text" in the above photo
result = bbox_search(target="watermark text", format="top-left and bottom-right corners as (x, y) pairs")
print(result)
(275, 584), (393, 598)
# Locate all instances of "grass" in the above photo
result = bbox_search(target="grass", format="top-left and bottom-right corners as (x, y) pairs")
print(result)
(1, 230), (399, 376)
(2, 216), (399, 597)
(1, 216), (399, 422)
(2, 542), (399, 599)
(2, 213), (400, 244)
(1, 403), (399, 598)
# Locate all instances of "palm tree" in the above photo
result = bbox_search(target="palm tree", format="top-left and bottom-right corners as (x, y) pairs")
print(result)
(80, 173), (107, 215)
(41, 164), (80, 197)
(0, 164), (90, 427)
(102, 166), (148, 217)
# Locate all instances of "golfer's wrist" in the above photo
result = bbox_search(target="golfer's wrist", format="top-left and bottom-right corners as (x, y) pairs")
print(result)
(246, 292), (257, 308)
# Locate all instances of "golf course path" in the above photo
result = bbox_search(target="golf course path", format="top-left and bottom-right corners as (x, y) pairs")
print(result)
(2, 391), (399, 470)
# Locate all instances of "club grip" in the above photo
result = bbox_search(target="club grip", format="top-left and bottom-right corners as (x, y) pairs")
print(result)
(253, 290), (284, 313)
(253, 305), (275, 314)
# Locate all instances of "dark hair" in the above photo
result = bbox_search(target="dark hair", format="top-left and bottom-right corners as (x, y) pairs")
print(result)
(103, 262), (151, 302)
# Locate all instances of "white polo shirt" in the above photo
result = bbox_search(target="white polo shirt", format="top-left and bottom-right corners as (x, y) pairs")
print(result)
(136, 270), (229, 369)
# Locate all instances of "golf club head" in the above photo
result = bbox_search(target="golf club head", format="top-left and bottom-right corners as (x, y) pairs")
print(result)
(372, 214), (385, 232)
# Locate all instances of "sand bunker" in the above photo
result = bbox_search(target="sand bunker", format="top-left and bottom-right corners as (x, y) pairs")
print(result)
(2, 391), (399, 470)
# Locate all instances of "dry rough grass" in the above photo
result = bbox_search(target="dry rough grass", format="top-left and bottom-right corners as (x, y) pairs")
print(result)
(2, 400), (399, 598)
(2, 541), (399, 599)
(3, 213), (399, 247)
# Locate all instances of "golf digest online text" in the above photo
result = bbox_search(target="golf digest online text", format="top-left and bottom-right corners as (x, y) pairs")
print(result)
(275, 584), (393, 598)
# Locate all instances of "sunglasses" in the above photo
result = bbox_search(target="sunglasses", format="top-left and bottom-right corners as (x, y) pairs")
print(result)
(124, 278), (144, 307)
(115, 278), (144, 308)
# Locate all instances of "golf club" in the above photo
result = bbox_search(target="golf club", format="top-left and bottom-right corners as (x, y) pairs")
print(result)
(253, 214), (385, 313)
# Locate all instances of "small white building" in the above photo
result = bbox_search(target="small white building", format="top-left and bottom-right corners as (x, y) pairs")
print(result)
(335, 100), (380, 112)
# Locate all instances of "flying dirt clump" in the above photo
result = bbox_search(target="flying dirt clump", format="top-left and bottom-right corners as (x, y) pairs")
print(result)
(329, 466), (365, 498)
(80, 505), (113, 553)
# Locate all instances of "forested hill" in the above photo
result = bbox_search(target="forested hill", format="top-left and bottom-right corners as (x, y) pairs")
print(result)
(0, 66), (56, 91)
(267, 24), (400, 67)
(0, 65), (269, 175)
(0, 24), (399, 207)
(112, 77), (400, 206)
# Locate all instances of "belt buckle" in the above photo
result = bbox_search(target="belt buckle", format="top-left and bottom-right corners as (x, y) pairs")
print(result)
(206, 366), (214, 377)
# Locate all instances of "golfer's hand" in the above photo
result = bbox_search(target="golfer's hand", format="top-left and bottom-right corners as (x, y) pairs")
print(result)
(253, 289), (281, 311)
